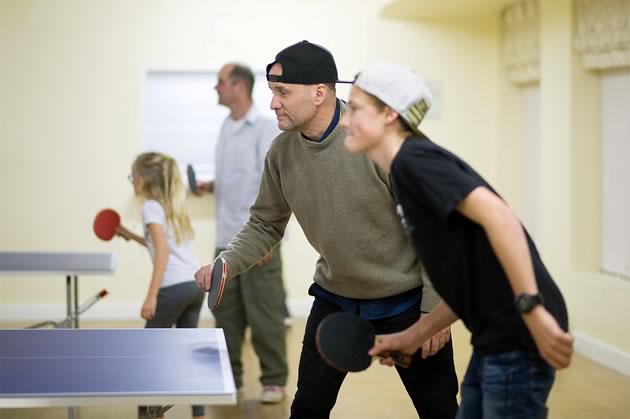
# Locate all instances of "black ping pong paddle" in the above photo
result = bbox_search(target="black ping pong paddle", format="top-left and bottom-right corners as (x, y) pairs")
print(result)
(316, 311), (412, 372)
(207, 257), (227, 310)
(187, 164), (197, 194)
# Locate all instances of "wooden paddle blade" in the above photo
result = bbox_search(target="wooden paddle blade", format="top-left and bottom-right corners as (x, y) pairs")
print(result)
(316, 312), (375, 372)
(207, 257), (226, 310)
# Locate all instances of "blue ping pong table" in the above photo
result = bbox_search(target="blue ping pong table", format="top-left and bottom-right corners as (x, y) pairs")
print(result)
(0, 251), (116, 328)
(0, 328), (237, 417)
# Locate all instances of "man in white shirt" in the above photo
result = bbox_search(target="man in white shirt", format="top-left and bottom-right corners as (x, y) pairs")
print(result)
(196, 63), (288, 403)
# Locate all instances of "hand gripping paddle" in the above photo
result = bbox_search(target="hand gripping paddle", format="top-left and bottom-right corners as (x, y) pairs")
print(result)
(207, 257), (227, 310)
(93, 209), (121, 241)
(316, 311), (412, 372)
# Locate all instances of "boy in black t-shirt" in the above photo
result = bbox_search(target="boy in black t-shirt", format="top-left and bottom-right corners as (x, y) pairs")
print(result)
(340, 62), (573, 419)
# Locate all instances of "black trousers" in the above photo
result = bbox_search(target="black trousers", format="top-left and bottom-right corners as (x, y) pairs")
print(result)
(290, 292), (459, 419)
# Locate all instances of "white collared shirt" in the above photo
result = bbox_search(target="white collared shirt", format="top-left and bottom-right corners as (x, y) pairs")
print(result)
(215, 105), (281, 247)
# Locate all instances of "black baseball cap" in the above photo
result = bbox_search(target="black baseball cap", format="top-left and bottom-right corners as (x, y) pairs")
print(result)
(266, 40), (352, 85)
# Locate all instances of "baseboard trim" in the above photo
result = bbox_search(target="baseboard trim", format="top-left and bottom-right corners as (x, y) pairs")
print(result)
(573, 331), (630, 377)
(0, 298), (314, 323)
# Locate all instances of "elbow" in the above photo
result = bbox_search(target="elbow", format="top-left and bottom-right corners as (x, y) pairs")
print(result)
(484, 202), (519, 230)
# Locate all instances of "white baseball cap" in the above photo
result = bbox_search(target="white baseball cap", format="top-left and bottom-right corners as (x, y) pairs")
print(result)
(352, 63), (433, 136)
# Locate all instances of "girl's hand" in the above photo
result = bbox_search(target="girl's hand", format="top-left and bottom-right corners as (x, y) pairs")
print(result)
(116, 225), (133, 241)
(141, 295), (158, 320)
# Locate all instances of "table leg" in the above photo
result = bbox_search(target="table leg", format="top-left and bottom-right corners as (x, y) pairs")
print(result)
(66, 275), (72, 328)
(68, 406), (77, 419)
(74, 275), (79, 328)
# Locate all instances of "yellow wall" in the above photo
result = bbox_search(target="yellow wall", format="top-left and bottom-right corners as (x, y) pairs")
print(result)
(1, 0), (629, 371)
(0, 0), (500, 318)
(496, 0), (630, 357)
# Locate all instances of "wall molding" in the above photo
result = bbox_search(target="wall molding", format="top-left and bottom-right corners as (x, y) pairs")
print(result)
(573, 331), (630, 377)
(574, 0), (630, 70)
(501, 0), (540, 85)
(0, 298), (314, 323)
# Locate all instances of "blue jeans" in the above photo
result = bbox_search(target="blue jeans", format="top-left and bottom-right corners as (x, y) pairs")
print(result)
(456, 349), (555, 419)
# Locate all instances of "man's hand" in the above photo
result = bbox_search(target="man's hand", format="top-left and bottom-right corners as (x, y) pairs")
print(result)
(193, 181), (214, 196)
(419, 312), (451, 359)
(194, 262), (215, 291)
(522, 306), (574, 369)
(257, 250), (273, 267)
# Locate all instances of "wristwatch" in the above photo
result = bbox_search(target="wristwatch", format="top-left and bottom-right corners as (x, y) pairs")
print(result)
(514, 293), (545, 314)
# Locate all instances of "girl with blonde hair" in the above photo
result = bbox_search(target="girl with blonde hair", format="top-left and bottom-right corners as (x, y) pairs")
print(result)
(117, 152), (205, 419)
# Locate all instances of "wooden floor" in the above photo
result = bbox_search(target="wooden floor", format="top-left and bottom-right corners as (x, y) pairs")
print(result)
(2, 319), (630, 419)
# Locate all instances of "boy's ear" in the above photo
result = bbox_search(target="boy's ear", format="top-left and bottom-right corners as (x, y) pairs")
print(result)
(384, 107), (400, 125)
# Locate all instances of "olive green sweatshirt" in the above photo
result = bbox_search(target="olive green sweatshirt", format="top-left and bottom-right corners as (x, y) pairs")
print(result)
(219, 108), (440, 312)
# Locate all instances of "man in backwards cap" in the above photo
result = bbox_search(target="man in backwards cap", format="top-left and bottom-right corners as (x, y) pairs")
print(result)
(195, 41), (459, 418)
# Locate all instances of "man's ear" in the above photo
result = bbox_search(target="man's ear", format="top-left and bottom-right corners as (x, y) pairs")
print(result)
(312, 84), (328, 106)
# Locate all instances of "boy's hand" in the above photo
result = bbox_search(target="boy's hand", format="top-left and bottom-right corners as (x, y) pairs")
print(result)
(522, 306), (574, 369)
(369, 330), (419, 367)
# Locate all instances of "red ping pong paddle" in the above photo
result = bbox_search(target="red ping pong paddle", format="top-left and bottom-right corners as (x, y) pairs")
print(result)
(316, 312), (412, 372)
(207, 257), (227, 310)
(93, 209), (121, 241)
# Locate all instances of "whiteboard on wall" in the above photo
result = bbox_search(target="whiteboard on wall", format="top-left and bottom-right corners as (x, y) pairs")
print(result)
(601, 68), (630, 278)
(141, 70), (275, 182)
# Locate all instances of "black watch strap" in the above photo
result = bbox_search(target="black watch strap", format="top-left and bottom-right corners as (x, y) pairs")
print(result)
(514, 293), (545, 314)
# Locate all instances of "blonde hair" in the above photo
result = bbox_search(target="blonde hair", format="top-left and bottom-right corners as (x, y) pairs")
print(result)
(133, 152), (194, 244)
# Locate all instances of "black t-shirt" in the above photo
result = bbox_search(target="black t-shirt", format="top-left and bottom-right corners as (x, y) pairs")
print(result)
(390, 135), (569, 354)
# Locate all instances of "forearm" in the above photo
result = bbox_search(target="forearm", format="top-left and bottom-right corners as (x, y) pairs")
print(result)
(130, 233), (147, 247)
(220, 161), (291, 279)
(458, 187), (538, 296)
(221, 213), (287, 279)
(413, 301), (459, 342)
(483, 211), (538, 295)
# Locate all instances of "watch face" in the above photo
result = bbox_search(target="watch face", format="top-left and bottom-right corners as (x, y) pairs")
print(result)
(516, 294), (543, 313)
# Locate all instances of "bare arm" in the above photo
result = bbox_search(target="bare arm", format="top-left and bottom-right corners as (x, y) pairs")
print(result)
(456, 187), (536, 295)
(116, 225), (147, 247)
(369, 301), (459, 363)
(455, 186), (573, 369)
(142, 223), (168, 320)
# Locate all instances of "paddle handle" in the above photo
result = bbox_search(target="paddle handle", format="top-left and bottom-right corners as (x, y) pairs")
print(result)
(376, 351), (412, 368)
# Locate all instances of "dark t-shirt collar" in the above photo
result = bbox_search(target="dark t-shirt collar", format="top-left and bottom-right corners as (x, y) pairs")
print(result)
(301, 99), (341, 143)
